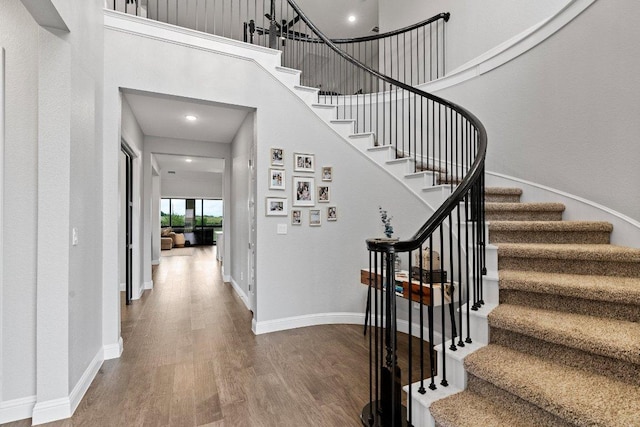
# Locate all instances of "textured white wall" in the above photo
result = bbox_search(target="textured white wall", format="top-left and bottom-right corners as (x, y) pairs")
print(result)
(230, 113), (253, 299)
(0, 0), (39, 402)
(160, 171), (223, 199)
(378, 0), (569, 72)
(433, 0), (640, 222)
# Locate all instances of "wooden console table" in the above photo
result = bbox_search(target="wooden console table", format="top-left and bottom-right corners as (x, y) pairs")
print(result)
(360, 269), (454, 307)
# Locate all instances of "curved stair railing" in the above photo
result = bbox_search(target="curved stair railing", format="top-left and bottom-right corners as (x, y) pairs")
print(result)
(107, 1), (487, 425)
(280, 2), (487, 426)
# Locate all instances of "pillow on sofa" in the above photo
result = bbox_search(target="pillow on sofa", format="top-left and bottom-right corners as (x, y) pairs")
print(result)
(161, 227), (172, 237)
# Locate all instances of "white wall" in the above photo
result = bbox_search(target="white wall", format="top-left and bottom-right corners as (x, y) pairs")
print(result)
(161, 171), (223, 199)
(378, 0), (569, 72)
(0, 0), (39, 404)
(432, 0), (640, 223)
(230, 112), (254, 302)
(103, 16), (427, 336)
(1, 0), (104, 422)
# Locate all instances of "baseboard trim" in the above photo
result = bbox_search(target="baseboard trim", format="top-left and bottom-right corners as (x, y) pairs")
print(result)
(69, 348), (103, 415)
(253, 312), (443, 344)
(31, 397), (71, 425)
(119, 282), (125, 291)
(103, 337), (123, 360)
(151, 259), (160, 265)
(144, 280), (153, 290)
(0, 395), (36, 424)
(254, 312), (365, 335)
(230, 277), (250, 310)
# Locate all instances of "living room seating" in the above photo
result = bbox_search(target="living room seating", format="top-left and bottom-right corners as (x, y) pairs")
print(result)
(161, 227), (186, 249)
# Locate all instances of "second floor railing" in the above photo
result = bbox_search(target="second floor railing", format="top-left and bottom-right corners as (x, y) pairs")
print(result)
(107, 0), (449, 90)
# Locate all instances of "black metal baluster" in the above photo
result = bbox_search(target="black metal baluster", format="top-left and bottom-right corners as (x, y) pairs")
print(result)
(439, 226), (449, 387)
(428, 239), (436, 390)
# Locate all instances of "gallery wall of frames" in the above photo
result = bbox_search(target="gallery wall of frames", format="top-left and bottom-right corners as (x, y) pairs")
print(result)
(267, 148), (337, 226)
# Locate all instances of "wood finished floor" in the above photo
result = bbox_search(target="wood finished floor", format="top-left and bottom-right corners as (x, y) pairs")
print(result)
(9, 246), (419, 427)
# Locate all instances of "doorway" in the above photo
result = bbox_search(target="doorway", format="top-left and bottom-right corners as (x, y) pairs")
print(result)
(121, 144), (134, 305)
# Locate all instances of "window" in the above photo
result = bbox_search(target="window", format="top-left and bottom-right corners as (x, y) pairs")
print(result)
(203, 199), (223, 226)
(160, 199), (170, 227)
(170, 199), (186, 226)
(161, 198), (223, 229)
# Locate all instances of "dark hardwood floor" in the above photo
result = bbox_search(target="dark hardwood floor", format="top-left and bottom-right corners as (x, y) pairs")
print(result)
(12, 246), (391, 426)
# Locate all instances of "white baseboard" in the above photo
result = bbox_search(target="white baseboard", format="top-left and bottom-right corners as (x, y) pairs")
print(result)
(0, 395), (36, 424)
(69, 348), (103, 415)
(103, 337), (123, 360)
(137, 283), (145, 299)
(144, 280), (153, 290)
(254, 312), (365, 335)
(31, 397), (71, 425)
(119, 282), (125, 291)
(230, 277), (250, 310)
(151, 259), (160, 265)
(253, 312), (443, 344)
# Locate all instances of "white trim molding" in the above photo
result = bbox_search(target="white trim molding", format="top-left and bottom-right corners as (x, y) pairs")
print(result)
(421, 0), (596, 94)
(69, 349), (103, 415)
(0, 395), (36, 424)
(143, 280), (153, 290)
(31, 397), (71, 426)
(253, 312), (365, 335)
(230, 277), (250, 310)
(103, 337), (124, 360)
(486, 171), (640, 248)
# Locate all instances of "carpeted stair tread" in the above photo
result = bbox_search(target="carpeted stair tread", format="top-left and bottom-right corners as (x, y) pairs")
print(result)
(486, 202), (565, 212)
(488, 304), (640, 365)
(489, 220), (612, 232)
(499, 270), (640, 305)
(486, 203), (565, 221)
(430, 388), (566, 427)
(489, 220), (613, 244)
(497, 243), (640, 262)
(465, 345), (640, 426)
(485, 187), (523, 196)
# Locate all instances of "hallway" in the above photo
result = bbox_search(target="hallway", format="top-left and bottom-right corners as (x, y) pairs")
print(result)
(13, 247), (371, 426)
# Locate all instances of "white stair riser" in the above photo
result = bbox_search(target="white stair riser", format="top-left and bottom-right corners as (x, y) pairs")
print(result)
(311, 105), (337, 122)
(293, 87), (318, 105)
(274, 67), (301, 87)
(420, 185), (451, 206)
(366, 147), (395, 163)
(329, 121), (355, 137)
(385, 160), (414, 178)
(436, 350), (467, 390)
(348, 134), (376, 152)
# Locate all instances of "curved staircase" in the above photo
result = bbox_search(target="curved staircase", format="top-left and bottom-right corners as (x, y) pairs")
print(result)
(430, 186), (640, 427)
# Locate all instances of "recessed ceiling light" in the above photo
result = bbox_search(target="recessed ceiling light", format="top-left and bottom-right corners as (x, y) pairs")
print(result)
(185, 158), (193, 163)
(348, 15), (356, 23)
(185, 115), (197, 121)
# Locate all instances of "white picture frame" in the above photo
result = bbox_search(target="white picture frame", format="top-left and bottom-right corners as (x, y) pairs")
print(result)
(327, 206), (337, 221)
(271, 148), (284, 167)
(309, 209), (321, 226)
(265, 197), (288, 216)
(318, 186), (330, 203)
(321, 166), (333, 182)
(292, 176), (315, 206)
(291, 209), (302, 225)
(293, 152), (315, 172)
(269, 168), (285, 190)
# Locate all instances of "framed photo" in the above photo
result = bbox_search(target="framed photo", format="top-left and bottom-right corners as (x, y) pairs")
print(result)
(291, 209), (302, 225)
(327, 206), (337, 221)
(293, 176), (315, 206)
(322, 166), (333, 182)
(294, 152), (315, 172)
(269, 168), (285, 190)
(271, 148), (284, 167)
(309, 209), (321, 226)
(318, 186), (330, 203)
(265, 197), (287, 216)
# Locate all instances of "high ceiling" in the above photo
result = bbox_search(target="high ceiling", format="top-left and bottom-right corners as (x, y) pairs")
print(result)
(295, 0), (379, 39)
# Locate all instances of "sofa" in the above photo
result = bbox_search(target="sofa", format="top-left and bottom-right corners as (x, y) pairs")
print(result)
(160, 227), (185, 249)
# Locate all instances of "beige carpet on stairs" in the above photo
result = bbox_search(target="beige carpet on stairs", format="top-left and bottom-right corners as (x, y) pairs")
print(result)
(430, 186), (640, 427)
